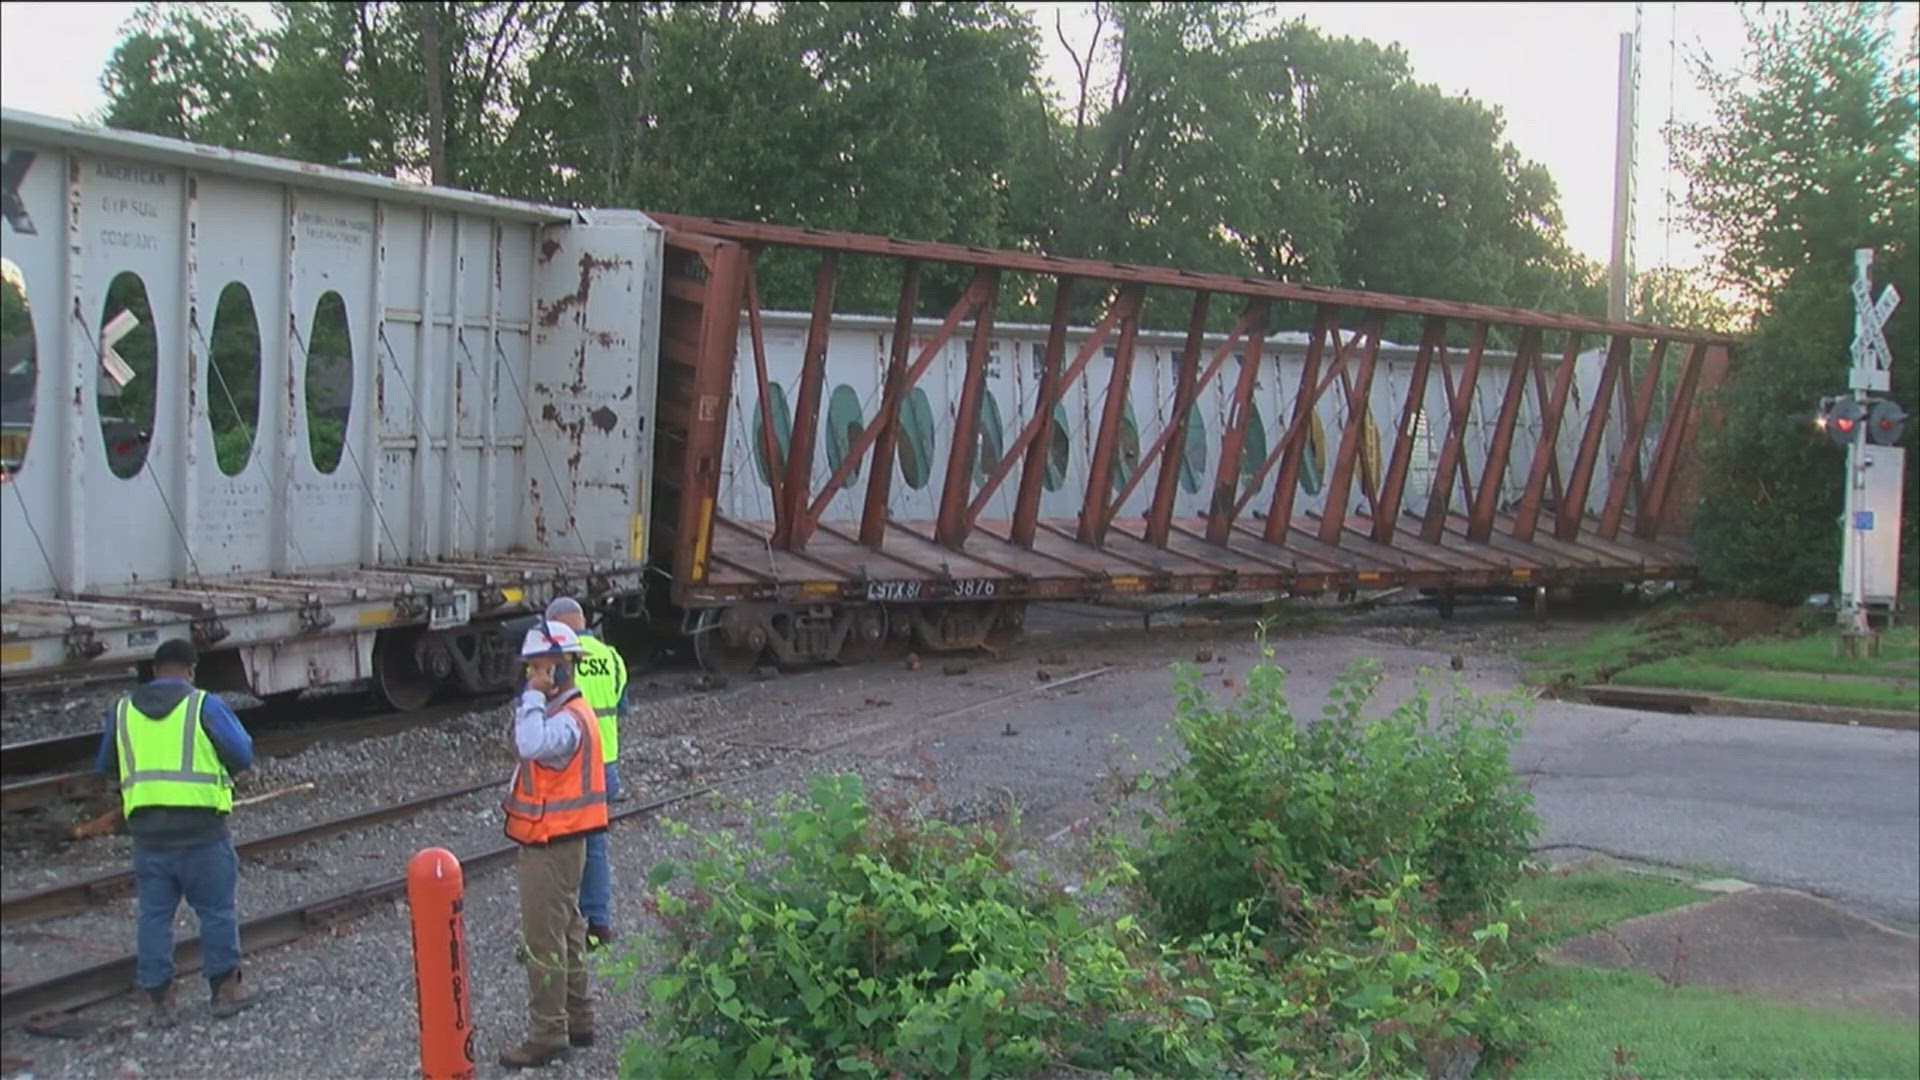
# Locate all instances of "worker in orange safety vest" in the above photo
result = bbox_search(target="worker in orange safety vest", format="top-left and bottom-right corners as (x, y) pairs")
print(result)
(499, 619), (609, 1069)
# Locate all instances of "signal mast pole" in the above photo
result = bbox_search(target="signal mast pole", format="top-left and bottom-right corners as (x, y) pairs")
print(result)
(1838, 248), (1900, 639)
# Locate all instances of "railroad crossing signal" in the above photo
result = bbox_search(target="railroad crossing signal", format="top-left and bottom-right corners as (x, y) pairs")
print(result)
(1868, 398), (1908, 445)
(1820, 396), (1909, 447)
(1818, 396), (1868, 446)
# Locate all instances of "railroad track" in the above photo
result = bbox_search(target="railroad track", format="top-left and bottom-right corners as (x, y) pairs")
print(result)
(0, 694), (510, 815)
(0, 666), (1116, 1029)
(0, 781), (500, 924)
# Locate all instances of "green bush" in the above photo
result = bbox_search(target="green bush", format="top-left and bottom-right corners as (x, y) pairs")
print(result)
(624, 775), (1231, 1079)
(625, 653), (1542, 1078)
(1133, 648), (1539, 943)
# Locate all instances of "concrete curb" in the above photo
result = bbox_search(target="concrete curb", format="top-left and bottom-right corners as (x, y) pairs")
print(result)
(1578, 684), (1918, 731)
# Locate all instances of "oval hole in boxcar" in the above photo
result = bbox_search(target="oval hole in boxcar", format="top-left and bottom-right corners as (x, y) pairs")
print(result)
(751, 382), (793, 486)
(825, 384), (863, 482)
(1300, 412), (1327, 495)
(896, 387), (935, 491)
(1238, 402), (1267, 488)
(306, 291), (352, 474)
(1179, 401), (1208, 495)
(99, 271), (157, 479)
(1108, 403), (1140, 496)
(971, 388), (1004, 486)
(0, 258), (36, 479)
(208, 282), (261, 476)
(1043, 404), (1070, 493)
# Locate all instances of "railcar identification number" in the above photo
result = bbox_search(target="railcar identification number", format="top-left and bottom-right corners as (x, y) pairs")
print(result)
(866, 580), (922, 602)
(950, 578), (997, 598)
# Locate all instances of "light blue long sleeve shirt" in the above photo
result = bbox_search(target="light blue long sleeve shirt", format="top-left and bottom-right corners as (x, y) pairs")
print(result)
(512, 686), (583, 769)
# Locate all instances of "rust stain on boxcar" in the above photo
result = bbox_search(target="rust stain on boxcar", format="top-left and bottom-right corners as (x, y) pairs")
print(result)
(536, 253), (632, 329)
(589, 406), (618, 434)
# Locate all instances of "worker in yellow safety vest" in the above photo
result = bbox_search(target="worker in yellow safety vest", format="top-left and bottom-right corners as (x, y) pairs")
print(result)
(544, 597), (628, 949)
(94, 638), (261, 1025)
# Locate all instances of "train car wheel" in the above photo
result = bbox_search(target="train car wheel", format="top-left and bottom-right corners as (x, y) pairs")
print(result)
(837, 604), (893, 664)
(693, 610), (765, 679)
(373, 632), (437, 712)
(984, 602), (1026, 654)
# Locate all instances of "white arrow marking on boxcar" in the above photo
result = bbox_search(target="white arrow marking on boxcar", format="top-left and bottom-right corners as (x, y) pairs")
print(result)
(100, 308), (139, 387)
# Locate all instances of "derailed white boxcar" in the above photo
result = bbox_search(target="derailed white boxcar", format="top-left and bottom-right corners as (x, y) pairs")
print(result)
(0, 110), (662, 706)
(714, 313), (1638, 533)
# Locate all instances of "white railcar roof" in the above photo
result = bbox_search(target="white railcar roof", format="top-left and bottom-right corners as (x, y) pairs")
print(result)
(1, 107), (572, 225)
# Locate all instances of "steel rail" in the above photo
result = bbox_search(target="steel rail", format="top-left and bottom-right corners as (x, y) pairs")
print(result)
(0, 667), (1117, 1028)
(1, 781), (501, 924)
(0, 732), (107, 777)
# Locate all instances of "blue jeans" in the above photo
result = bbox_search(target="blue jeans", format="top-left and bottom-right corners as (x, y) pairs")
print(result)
(578, 762), (619, 927)
(132, 838), (240, 990)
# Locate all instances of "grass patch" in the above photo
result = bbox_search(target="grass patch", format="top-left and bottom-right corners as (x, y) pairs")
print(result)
(1513, 870), (1703, 948)
(1611, 661), (1919, 712)
(1514, 965), (1920, 1080)
(1519, 624), (1695, 688)
(1702, 625), (1920, 677)
(1523, 601), (1919, 711)
(1511, 870), (1920, 1079)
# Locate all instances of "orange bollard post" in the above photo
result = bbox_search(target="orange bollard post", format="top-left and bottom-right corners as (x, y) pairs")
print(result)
(407, 847), (475, 1080)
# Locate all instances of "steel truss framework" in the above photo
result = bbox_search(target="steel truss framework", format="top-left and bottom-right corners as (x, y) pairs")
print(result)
(652, 215), (1736, 608)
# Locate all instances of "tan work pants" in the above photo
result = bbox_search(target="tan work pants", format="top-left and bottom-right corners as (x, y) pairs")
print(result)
(516, 836), (592, 1048)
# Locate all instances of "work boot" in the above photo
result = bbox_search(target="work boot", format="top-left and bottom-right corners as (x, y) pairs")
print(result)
(208, 969), (260, 1019)
(145, 984), (176, 1028)
(499, 1040), (569, 1069)
(586, 924), (615, 951)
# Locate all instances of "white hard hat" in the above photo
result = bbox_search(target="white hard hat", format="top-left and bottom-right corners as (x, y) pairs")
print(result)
(519, 620), (584, 659)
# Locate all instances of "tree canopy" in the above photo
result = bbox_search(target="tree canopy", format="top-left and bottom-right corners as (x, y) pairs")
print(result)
(93, 0), (1603, 326)
(1672, 1), (1918, 600)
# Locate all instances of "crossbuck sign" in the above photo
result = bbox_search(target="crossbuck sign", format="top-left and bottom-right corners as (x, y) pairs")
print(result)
(1850, 249), (1898, 392)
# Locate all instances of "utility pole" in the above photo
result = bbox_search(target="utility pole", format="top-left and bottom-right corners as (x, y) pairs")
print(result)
(421, 3), (448, 187)
(1607, 26), (1641, 321)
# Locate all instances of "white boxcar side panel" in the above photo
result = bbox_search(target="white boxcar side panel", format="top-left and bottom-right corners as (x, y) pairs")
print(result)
(2, 113), (663, 607)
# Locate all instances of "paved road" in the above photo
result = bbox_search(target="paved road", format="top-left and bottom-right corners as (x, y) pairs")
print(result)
(905, 619), (1920, 929)
(1518, 699), (1919, 928)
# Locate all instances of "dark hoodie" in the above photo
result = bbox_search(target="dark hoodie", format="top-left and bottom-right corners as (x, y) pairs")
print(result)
(95, 678), (254, 847)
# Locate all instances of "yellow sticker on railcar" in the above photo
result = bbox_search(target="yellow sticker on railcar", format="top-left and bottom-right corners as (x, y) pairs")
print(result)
(1358, 571), (1384, 584)
(1110, 575), (1142, 591)
(500, 587), (525, 605)
(1, 643), (31, 665)
(1511, 568), (1533, 580)
(691, 498), (714, 582)
(629, 512), (646, 560)
(799, 581), (839, 596)
(358, 608), (395, 627)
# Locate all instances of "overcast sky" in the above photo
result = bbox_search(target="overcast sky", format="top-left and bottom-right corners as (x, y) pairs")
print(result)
(0, 2), (1803, 272)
